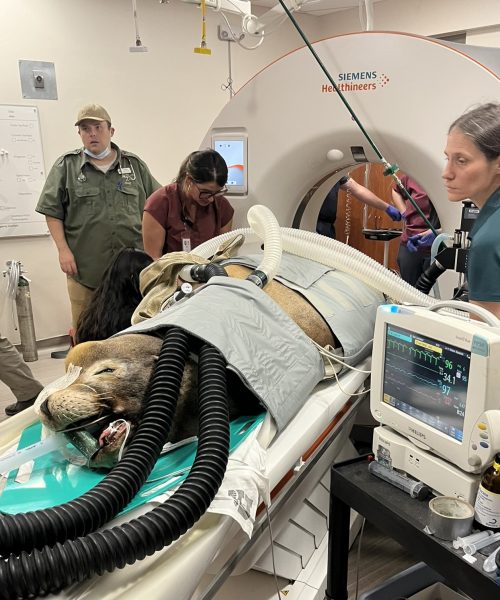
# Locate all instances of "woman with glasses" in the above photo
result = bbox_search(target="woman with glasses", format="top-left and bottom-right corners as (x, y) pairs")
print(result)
(142, 149), (234, 260)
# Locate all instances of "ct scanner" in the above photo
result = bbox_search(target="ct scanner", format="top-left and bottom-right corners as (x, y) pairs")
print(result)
(0, 31), (499, 600)
(205, 30), (499, 234)
(203, 31), (499, 298)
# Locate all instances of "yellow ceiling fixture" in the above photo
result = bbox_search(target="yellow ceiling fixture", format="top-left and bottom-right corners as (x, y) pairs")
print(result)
(194, 0), (212, 55)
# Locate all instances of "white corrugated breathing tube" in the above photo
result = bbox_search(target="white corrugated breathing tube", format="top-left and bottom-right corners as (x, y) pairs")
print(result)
(245, 204), (282, 285)
(193, 205), (436, 307)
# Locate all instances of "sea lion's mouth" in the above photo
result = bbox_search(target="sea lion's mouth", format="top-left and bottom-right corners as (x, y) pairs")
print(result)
(61, 412), (134, 449)
(98, 419), (130, 448)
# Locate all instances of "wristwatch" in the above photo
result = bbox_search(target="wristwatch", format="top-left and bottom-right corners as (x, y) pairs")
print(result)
(338, 175), (350, 186)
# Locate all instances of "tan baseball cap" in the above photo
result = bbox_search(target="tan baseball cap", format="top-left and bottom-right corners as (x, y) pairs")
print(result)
(75, 104), (111, 126)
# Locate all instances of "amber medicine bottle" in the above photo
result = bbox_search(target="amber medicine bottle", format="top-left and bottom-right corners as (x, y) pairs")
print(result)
(474, 453), (500, 531)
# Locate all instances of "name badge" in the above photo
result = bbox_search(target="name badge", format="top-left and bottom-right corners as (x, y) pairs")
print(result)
(182, 237), (192, 253)
(118, 167), (132, 174)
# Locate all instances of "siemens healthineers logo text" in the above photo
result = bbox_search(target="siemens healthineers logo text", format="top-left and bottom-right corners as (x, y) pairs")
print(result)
(321, 70), (390, 93)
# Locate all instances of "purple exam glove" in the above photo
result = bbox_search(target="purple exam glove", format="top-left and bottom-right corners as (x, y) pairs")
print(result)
(407, 231), (436, 253)
(385, 205), (402, 221)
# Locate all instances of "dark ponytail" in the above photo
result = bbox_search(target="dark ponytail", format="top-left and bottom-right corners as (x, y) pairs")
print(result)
(175, 149), (228, 187)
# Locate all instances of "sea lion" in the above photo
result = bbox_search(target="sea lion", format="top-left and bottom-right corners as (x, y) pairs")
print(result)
(40, 265), (335, 468)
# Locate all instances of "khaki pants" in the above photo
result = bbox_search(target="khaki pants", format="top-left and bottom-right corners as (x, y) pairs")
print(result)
(67, 277), (95, 331)
(0, 333), (43, 402)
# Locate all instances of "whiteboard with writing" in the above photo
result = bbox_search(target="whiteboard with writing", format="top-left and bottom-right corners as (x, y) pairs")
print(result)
(0, 105), (48, 237)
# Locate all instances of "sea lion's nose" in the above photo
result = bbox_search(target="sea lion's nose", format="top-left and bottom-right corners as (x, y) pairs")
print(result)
(39, 399), (51, 417)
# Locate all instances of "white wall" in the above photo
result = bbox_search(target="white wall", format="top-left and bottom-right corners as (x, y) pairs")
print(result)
(468, 26), (500, 47)
(1, 0), (499, 342)
(317, 0), (500, 44)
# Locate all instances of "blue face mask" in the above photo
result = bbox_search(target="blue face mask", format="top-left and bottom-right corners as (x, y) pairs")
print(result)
(84, 145), (112, 160)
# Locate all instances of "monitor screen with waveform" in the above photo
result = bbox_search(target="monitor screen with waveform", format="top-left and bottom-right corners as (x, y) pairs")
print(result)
(382, 324), (471, 442)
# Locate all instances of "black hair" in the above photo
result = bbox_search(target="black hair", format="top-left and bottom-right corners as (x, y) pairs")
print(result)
(175, 149), (228, 187)
(449, 102), (500, 161)
(75, 248), (153, 344)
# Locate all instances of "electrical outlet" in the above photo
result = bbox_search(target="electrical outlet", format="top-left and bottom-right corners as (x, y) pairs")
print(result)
(32, 71), (45, 89)
(217, 24), (244, 42)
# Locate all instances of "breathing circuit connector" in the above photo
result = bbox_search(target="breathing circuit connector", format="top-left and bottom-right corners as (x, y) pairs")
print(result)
(189, 263), (228, 283)
(246, 269), (268, 288)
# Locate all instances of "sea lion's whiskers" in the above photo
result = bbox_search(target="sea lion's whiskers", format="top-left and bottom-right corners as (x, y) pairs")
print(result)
(96, 402), (113, 409)
(60, 414), (110, 434)
(76, 383), (99, 394)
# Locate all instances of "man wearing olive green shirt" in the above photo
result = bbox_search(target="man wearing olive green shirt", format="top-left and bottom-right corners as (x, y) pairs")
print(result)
(36, 104), (161, 330)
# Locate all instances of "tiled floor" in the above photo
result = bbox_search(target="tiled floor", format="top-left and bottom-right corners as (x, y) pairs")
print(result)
(0, 349), (415, 599)
(196, 519), (415, 599)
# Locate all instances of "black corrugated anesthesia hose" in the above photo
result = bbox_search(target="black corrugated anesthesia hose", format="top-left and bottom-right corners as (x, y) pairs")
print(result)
(0, 327), (189, 557)
(415, 260), (446, 294)
(0, 342), (230, 599)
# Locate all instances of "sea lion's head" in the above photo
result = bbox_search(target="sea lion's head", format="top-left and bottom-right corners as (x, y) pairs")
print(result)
(39, 333), (162, 468)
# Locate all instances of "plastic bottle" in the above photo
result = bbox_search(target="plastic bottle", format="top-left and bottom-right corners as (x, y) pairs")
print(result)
(474, 453), (500, 531)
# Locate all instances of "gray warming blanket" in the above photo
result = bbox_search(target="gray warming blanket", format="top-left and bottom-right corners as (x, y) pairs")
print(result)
(223, 253), (384, 362)
(119, 277), (324, 432)
(119, 253), (384, 431)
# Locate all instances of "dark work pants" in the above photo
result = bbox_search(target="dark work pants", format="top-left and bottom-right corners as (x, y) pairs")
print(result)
(397, 244), (431, 287)
(0, 333), (43, 402)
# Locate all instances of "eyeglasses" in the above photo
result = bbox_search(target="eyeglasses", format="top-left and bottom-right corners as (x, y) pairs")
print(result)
(192, 181), (228, 200)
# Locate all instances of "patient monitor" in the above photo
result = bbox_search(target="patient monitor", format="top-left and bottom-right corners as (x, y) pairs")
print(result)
(370, 304), (500, 501)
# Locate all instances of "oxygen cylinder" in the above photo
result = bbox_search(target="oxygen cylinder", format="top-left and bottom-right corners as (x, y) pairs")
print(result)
(15, 272), (38, 362)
